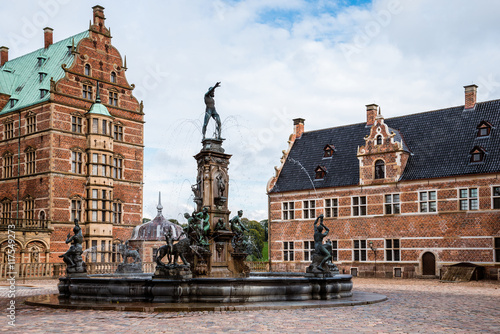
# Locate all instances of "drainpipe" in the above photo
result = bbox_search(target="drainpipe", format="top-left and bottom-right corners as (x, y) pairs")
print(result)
(16, 110), (21, 222)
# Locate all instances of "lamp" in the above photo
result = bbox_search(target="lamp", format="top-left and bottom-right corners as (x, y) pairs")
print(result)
(369, 240), (377, 278)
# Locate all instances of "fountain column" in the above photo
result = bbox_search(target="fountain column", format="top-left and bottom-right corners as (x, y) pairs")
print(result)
(193, 138), (245, 277)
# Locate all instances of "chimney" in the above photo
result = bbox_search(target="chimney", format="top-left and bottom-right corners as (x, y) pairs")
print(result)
(0, 46), (8, 66)
(44, 27), (53, 48)
(92, 5), (106, 28)
(293, 118), (305, 139)
(366, 104), (378, 126)
(464, 84), (478, 109)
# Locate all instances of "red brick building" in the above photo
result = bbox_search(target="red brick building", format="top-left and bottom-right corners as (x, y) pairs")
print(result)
(267, 85), (500, 279)
(0, 6), (144, 265)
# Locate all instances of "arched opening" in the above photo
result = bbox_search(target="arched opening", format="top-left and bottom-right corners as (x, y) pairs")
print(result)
(376, 135), (383, 145)
(422, 252), (436, 275)
(84, 64), (91, 76)
(374, 160), (385, 179)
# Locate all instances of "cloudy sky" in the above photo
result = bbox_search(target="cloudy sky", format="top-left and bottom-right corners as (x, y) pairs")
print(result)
(2, 0), (500, 222)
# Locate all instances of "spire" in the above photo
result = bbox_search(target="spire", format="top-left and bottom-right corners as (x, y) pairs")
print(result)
(123, 55), (127, 71)
(157, 192), (163, 216)
(96, 81), (101, 103)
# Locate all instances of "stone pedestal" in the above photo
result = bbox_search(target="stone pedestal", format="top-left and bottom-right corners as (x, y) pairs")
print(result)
(154, 265), (192, 279)
(116, 263), (143, 274)
(192, 138), (248, 278)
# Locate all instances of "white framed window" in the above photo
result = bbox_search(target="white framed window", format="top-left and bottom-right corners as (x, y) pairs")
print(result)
(303, 240), (314, 261)
(325, 198), (338, 218)
(385, 194), (400, 214)
(385, 239), (400, 261)
(92, 153), (98, 175)
(353, 239), (367, 262)
(419, 191), (437, 212)
(352, 196), (367, 216)
(90, 189), (98, 222)
(459, 188), (478, 211)
(283, 241), (294, 261)
(282, 202), (294, 220)
(303, 200), (316, 219)
(492, 187), (500, 209)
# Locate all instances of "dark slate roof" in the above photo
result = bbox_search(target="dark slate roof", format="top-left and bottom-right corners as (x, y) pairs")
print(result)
(270, 100), (500, 193)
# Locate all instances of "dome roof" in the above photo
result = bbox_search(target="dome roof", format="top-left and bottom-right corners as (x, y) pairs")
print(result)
(130, 192), (184, 241)
(130, 214), (184, 241)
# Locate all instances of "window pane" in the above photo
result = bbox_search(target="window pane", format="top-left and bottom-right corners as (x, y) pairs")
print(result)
(353, 197), (359, 205)
(394, 194), (400, 202)
(394, 204), (400, 214)
(386, 250), (392, 261)
(354, 240), (359, 249)
(429, 191), (436, 200)
(460, 200), (468, 210)
(361, 250), (366, 261)
(460, 189), (468, 198)
(325, 199), (330, 207)
(493, 187), (500, 197)
(360, 197), (366, 205)
(470, 199), (478, 210)
(494, 198), (500, 209)
(429, 202), (437, 212)
(394, 250), (400, 261)
(420, 202), (428, 212)
(386, 239), (392, 248)
(360, 206), (366, 215)
(360, 240), (366, 248)
(290, 202), (294, 209)
(470, 188), (478, 198)
(385, 195), (391, 203)
(385, 204), (392, 214)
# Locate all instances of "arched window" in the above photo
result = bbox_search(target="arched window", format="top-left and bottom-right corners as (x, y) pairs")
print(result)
(374, 160), (385, 179)
(110, 72), (116, 83)
(376, 135), (383, 145)
(85, 64), (91, 76)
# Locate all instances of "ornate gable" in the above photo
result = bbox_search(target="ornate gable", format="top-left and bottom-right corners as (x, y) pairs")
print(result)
(357, 108), (411, 185)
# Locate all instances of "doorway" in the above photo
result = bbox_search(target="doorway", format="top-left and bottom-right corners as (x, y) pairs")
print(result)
(422, 252), (436, 276)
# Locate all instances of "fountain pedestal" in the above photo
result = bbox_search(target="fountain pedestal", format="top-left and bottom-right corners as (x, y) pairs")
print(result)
(191, 138), (248, 278)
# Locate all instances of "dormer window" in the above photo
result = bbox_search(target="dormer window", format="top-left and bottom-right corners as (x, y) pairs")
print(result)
(9, 99), (17, 108)
(39, 72), (47, 82)
(315, 166), (327, 180)
(376, 135), (383, 145)
(110, 72), (116, 83)
(470, 146), (486, 163)
(323, 144), (335, 158)
(40, 89), (48, 98)
(85, 64), (91, 76)
(374, 160), (385, 179)
(37, 57), (46, 66)
(477, 121), (492, 137)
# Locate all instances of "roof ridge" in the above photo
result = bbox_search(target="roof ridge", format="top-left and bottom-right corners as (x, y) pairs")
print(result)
(301, 98), (500, 135)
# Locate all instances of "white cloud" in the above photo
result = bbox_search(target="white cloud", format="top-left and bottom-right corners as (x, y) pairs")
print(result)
(2, 0), (500, 222)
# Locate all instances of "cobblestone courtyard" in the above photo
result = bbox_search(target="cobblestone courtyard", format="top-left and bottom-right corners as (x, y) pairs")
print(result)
(1, 278), (499, 333)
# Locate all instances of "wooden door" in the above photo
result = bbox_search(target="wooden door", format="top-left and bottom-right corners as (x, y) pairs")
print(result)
(422, 252), (436, 275)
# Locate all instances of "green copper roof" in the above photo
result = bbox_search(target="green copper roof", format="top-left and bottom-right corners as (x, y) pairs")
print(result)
(0, 30), (90, 115)
(88, 96), (111, 117)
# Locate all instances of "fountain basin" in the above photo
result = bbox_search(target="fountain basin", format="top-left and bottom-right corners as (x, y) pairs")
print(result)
(58, 274), (353, 303)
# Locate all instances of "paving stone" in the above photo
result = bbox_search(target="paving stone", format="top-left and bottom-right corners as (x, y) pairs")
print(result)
(0, 278), (499, 333)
